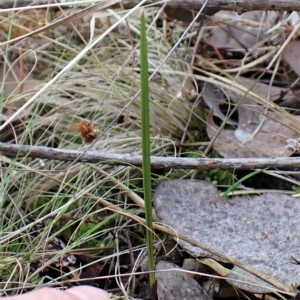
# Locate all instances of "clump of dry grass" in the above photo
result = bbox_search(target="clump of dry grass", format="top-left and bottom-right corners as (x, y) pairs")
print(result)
(0, 4), (197, 296)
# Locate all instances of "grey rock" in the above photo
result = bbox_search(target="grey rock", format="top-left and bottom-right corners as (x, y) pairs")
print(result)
(153, 179), (300, 293)
(156, 260), (212, 300)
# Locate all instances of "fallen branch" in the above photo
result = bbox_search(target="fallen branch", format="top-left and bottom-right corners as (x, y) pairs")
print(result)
(1, 0), (300, 12)
(0, 142), (299, 170)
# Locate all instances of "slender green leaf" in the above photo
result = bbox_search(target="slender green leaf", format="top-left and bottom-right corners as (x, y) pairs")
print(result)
(140, 12), (155, 285)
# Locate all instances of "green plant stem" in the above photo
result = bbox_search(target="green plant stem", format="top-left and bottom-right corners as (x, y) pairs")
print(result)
(140, 13), (155, 285)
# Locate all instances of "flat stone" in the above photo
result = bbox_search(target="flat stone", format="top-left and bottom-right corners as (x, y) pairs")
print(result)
(153, 179), (300, 294)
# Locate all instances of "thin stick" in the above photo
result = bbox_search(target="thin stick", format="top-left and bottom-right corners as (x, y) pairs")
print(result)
(2, 0), (300, 12)
(0, 142), (299, 170)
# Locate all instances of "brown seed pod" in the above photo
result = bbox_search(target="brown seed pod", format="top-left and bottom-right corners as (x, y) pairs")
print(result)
(75, 120), (100, 144)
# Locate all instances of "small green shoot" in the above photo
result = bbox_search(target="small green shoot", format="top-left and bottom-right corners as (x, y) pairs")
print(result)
(139, 13), (155, 285)
(222, 169), (264, 197)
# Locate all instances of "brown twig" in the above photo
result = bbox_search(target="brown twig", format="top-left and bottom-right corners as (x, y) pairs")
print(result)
(0, 142), (299, 170)
(1, 0), (300, 12)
